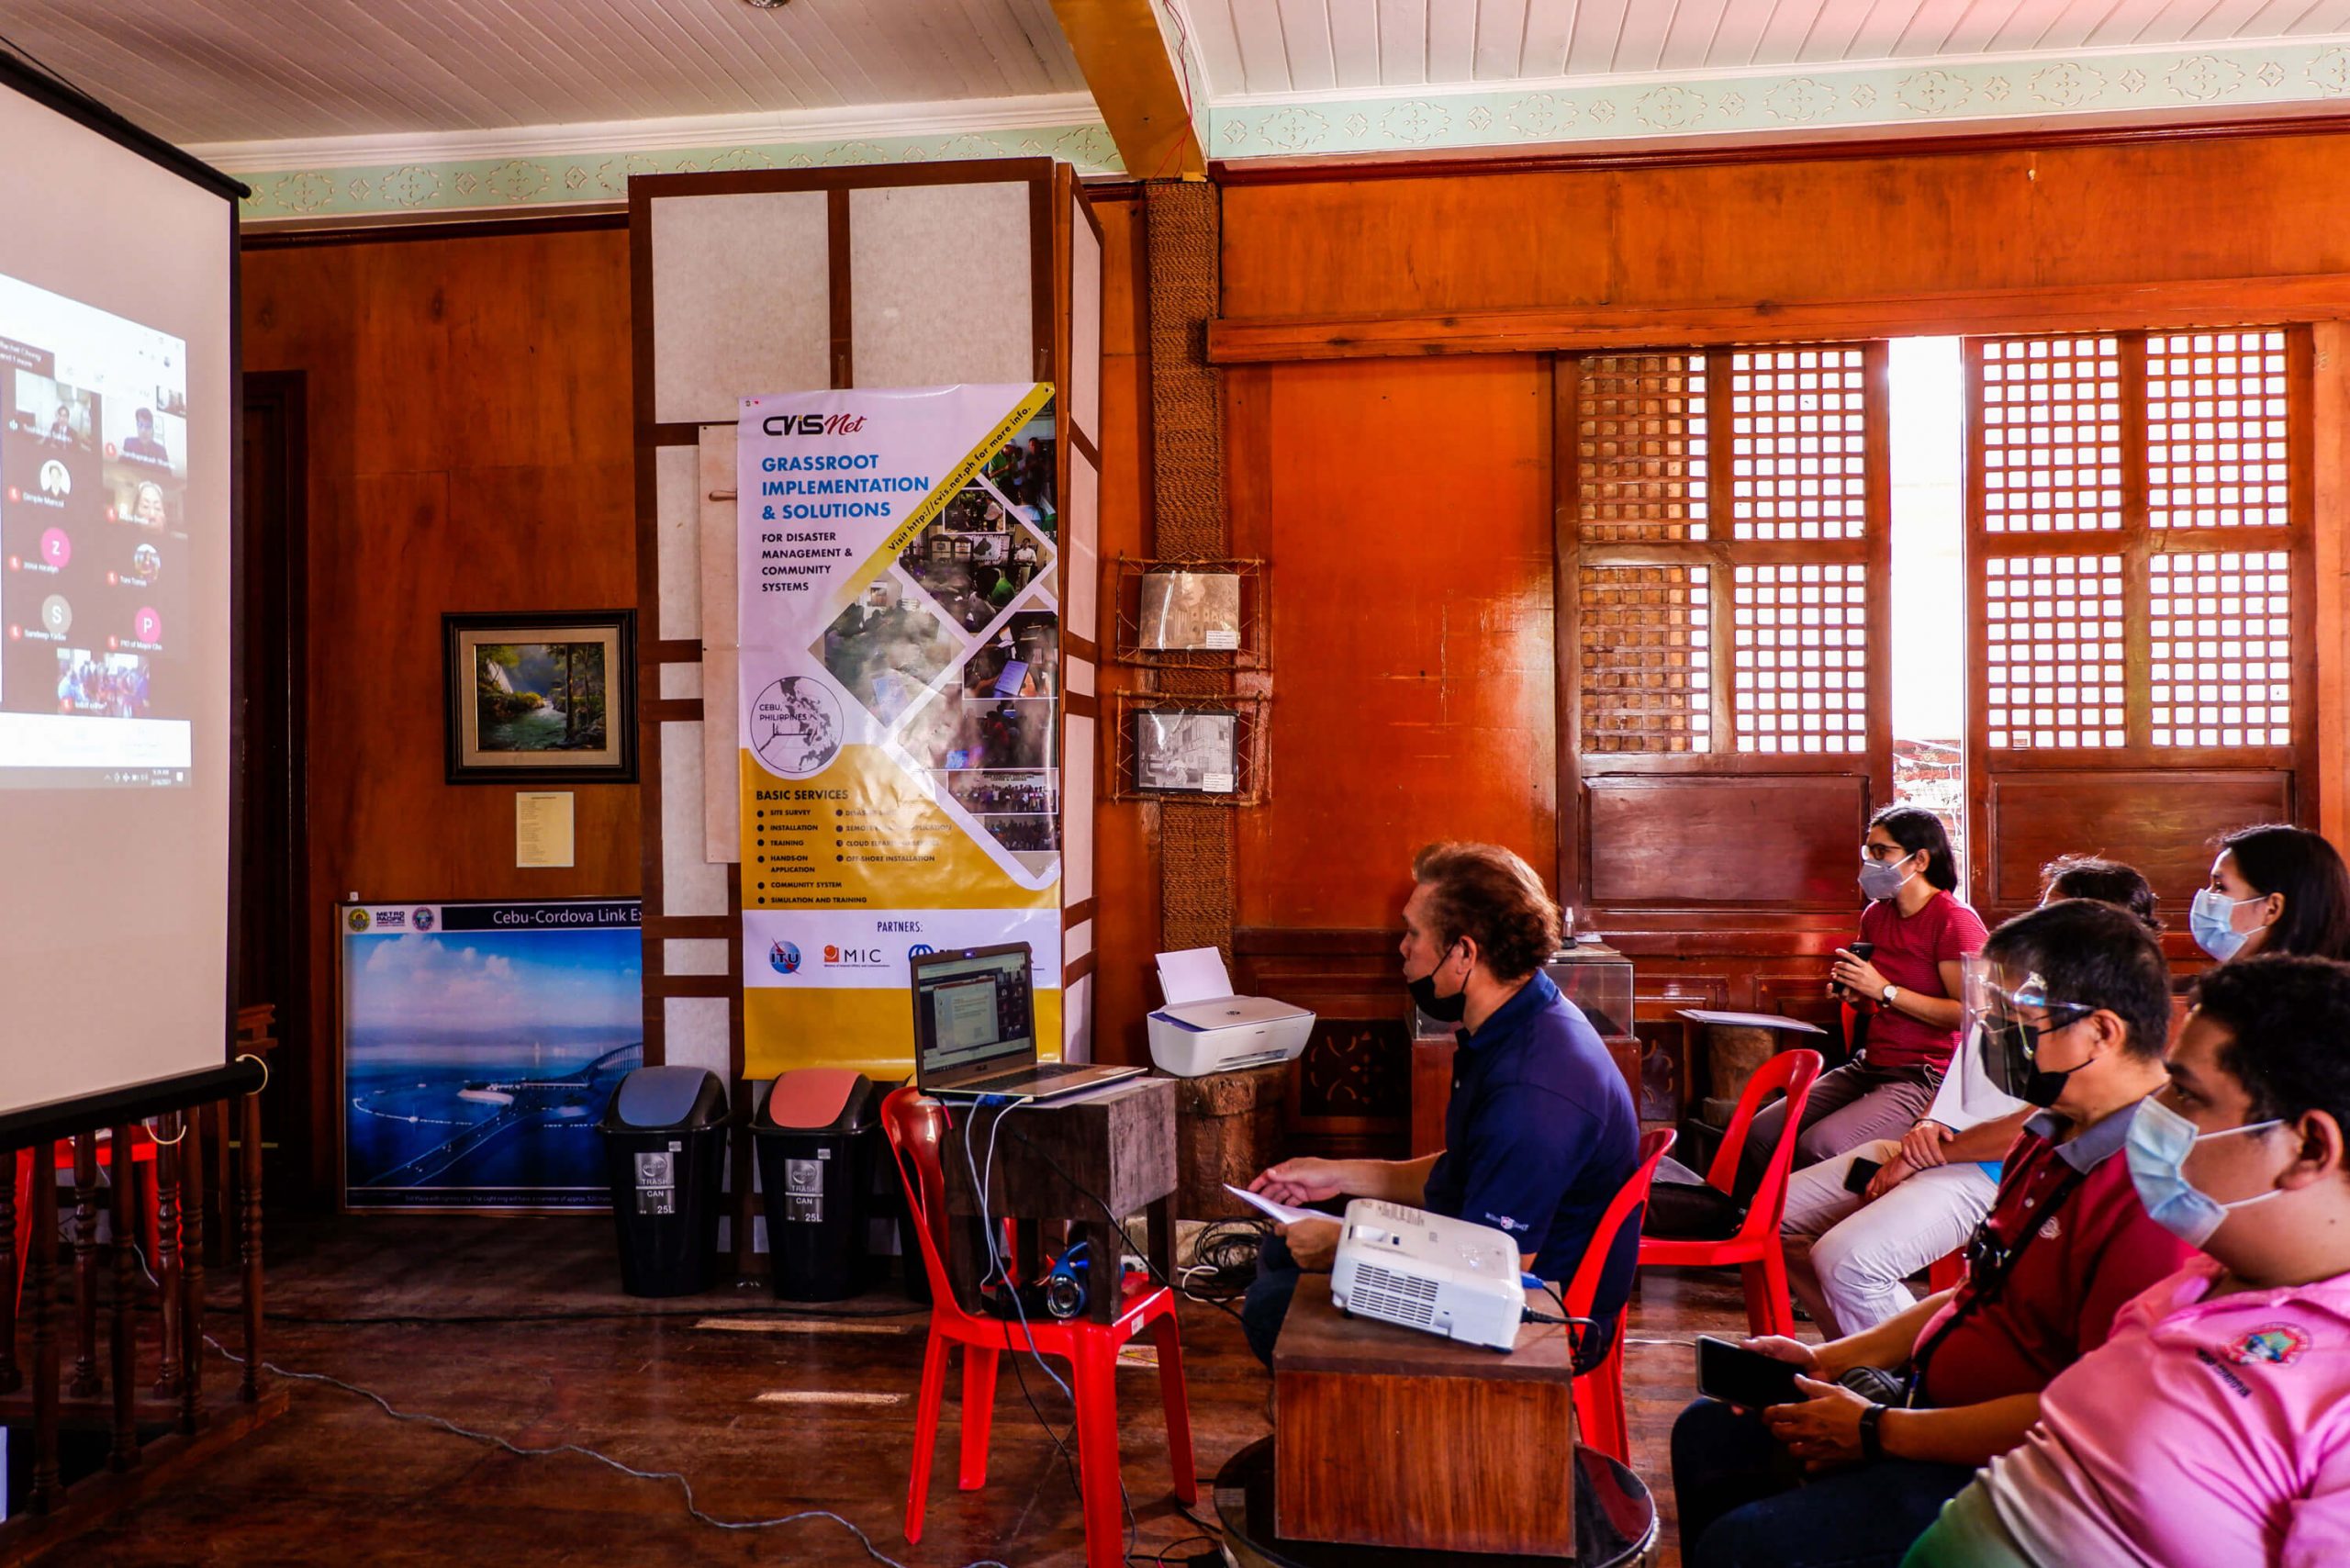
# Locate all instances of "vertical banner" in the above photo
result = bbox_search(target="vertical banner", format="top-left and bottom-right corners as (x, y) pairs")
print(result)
(738, 385), (1062, 1077)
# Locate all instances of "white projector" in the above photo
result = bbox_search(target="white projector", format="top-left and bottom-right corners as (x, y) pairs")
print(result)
(1329, 1198), (1527, 1352)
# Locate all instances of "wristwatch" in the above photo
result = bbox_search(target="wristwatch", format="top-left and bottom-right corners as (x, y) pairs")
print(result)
(1880, 983), (1901, 1007)
(1858, 1402), (1889, 1463)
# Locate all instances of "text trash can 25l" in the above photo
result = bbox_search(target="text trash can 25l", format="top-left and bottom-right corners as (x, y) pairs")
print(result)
(599, 1066), (728, 1297)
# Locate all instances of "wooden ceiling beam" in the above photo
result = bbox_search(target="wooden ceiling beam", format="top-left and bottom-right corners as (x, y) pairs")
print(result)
(1048, 0), (1204, 180)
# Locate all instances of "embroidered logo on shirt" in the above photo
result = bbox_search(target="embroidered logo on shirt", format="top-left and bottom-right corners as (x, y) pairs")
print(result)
(2228, 1324), (2311, 1368)
(2196, 1347), (2255, 1398)
(2037, 1215), (2063, 1241)
(1486, 1213), (1527, 1233)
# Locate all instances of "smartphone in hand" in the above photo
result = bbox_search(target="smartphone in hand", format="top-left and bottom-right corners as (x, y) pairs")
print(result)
(1835, 939), (1877, 1000)
(1696, 1335), (1805, 1408)
(1843, 1157), (1884, 1195)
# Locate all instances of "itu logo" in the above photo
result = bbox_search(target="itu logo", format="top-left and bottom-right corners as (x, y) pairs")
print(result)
(769, 940), (802, 976)
(909, 943), (936, 959)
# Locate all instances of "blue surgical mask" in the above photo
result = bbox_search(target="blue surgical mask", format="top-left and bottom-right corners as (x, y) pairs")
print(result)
(2189, 888), (2263, 961)
(2124, 1096), (2286, 1248)
(1858, 855), (1914, 902)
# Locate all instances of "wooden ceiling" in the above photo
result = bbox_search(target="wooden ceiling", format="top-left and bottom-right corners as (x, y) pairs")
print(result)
(1175, 0), (2350, 95)
(0, 0), (1086, 143)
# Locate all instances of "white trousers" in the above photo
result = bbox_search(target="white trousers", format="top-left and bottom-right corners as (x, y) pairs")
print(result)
(1778, 1140), (1999, 1339)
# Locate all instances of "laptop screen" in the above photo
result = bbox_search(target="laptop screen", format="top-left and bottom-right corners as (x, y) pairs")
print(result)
(912, 946), (1035, 1079)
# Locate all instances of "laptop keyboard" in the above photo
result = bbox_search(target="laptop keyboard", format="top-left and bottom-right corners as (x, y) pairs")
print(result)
(955, 1061), (1093, 1092)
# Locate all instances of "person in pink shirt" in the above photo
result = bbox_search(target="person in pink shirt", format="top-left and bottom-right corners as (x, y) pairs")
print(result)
(1904, 953), (2350, 1567)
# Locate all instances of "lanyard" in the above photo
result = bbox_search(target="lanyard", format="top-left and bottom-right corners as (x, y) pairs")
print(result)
(1903, 1161), (2090, 1406)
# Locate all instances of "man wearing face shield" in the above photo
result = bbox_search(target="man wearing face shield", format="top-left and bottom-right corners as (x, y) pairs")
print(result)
(1906, 954), (2350, 1567)
(1671, 899), (2195, 1568)
(1239, 842), (1639, 1369)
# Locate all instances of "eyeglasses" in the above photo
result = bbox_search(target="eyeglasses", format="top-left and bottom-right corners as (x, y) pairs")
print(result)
(1863, 842), (1910, 863)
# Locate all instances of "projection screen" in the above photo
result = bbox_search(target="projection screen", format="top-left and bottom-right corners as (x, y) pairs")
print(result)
(0, 53), (246, 1136)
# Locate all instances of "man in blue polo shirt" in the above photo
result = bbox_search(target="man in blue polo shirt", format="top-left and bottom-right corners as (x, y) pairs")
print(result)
(1241, 841), (1640, 1367)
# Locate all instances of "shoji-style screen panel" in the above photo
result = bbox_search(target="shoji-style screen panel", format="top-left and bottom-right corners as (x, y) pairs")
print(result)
(1560, 342), (1891, 919)
(1963, 328), (2314, 922)
(649, 190), (831, 426)
(1725, 346), (1869, 543)
(1576, 353), (1708, 543)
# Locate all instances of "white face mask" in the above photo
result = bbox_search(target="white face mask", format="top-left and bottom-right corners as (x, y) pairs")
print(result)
(2124, 1097), (2288, 1248)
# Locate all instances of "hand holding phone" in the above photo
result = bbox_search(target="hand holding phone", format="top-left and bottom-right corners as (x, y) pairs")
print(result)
(1696, 1334), (1807, 1409)
(1842, 1156), (1883, 1195)
(1832, 940), (1877, 1000)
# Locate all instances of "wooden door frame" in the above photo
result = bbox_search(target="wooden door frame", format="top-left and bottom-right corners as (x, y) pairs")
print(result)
(241, 368), (315, 1204)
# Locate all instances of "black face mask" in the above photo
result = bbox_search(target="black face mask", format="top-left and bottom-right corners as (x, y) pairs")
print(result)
(1408, 942), (1469, 1024)
(1981, 1014), (2080, 1108)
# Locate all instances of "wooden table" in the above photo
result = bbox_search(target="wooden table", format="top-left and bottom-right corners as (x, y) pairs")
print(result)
(937, 1076), (1178, 1326)
(1217, 1437), (1658, 1567)
(1272, 1271), (1583, 1557)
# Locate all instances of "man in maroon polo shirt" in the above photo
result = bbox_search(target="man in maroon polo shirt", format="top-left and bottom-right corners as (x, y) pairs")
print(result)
(1670, 899), (2195, 1568)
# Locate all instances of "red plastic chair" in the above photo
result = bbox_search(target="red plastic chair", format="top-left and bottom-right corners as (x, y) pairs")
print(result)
(10, 1133), (162, 1316)
(1567, 1126), (1675, 1465)
(1638, 1049), (1823, 1338)
(879, 1087), (1194, 1568)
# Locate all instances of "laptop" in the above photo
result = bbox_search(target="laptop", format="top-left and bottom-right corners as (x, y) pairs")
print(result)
(911, 942), (1143, 1102)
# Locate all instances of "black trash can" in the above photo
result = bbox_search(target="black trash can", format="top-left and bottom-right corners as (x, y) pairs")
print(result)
(754, 1069), (879, 1301)
(598, 1066), (729, 1298)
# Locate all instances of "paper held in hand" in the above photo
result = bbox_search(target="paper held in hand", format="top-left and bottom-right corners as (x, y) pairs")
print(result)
(1225, 1183), (1321, 1226)
(1675, 1009), (1828, 1034)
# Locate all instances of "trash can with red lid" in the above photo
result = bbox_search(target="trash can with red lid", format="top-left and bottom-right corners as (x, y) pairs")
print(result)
(753, 1069), (879, 1301)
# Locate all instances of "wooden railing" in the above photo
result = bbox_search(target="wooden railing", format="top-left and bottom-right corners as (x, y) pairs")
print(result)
(0, 1006), (279, 1540)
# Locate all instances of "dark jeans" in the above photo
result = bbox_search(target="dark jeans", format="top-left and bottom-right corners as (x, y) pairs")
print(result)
(1239, 1232), (1617, 1372)
(1671, 1397), (1974, 1568)
(1241, 1232), (1302, 1366)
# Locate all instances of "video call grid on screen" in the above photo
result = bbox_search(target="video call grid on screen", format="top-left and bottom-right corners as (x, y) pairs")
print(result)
(913, 949), (1036, 1075)
(0, 267), (193, 789)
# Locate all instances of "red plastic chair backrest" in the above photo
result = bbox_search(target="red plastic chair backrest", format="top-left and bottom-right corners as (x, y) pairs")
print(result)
(1705, 1048), (1824, 1238)
(1564, 1126), (1675, 1319)
(878, 1086), (962, 1310)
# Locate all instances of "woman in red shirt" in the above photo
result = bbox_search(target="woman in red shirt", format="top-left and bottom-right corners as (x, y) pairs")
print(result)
(1740, 806), (1987, 1195)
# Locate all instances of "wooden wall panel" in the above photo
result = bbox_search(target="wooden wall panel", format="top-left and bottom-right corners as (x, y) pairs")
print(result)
(1984, 771), (2293, 921)
(1584, 776), (1865, 910)
(1221, 172), (1617, 320)
(1222, 129), (2350, 326)
(1085, 191), (1162, 1066)
(1234, 355), (1556, 931)
(242, 229), (641, 1197)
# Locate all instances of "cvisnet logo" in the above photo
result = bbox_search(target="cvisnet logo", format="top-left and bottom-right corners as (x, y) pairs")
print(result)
(762, 411), (868, 437)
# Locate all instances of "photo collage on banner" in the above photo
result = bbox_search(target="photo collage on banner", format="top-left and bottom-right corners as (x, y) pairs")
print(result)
(738, 385), (1062, 1078)
(340, 899), (644, 1212)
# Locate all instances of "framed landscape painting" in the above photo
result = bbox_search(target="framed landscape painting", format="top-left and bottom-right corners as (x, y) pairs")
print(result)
(442, 610), (637, 784)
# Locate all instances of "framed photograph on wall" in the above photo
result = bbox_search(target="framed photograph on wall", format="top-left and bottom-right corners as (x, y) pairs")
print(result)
(443, 610), (637, 784)
(1135, 707), (1237, 795)
(1138, 569), (1242, 651)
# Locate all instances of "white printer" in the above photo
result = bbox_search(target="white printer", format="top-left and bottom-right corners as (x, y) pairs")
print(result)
(1330, 1198), (1527, 1351)
(1145, 946), (1315, 1078)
